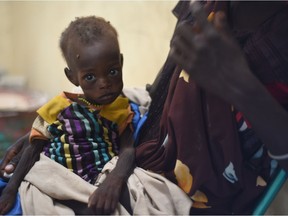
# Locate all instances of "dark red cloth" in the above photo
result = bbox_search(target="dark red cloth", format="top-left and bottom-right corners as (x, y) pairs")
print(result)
(136, 1), (288, 214)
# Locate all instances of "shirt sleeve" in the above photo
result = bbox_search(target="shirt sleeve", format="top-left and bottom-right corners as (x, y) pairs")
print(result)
(30, 115), (51, 144)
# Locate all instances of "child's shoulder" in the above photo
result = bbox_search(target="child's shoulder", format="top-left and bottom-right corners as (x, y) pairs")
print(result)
(36, 92), (75, 124)
(100, 95), (133, 130)
(104, 95), (130, 111)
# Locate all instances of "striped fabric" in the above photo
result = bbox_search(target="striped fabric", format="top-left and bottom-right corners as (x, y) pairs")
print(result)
(43, 102), (119, 184)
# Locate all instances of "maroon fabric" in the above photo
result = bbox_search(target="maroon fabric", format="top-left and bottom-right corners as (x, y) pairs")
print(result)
(136, 1), (288, 214)
(137, 67), (264, 214)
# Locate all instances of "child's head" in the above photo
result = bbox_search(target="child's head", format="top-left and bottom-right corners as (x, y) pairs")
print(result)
(60, 16), (123, 105)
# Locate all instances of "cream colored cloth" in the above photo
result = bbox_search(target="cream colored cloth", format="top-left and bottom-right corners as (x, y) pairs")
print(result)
(122, 87), (151, 116)
(19, 154), (192, 215)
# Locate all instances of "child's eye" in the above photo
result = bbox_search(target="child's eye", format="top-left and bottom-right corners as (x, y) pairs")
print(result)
(109, 69), (119, 76)
(84, 74), (96, 82)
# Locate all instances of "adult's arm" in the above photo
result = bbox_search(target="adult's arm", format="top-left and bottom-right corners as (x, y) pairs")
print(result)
(0, 132), (30, 178)
(0, 139), (45, 214)
(88, 127), (135, 215)
(169, 2), (288, 170)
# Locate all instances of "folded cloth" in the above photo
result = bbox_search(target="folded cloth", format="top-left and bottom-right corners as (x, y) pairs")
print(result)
(19, 153), (192, 215)
(122, 87), (151, 116)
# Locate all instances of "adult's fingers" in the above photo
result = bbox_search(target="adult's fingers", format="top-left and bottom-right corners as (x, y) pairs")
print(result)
(170, 22), (197, 59)
(0, 159), (17, 179)
(4, 154), (21, 173)
(171, 21), (194, 48)
(0, 150), (17, 177)
(0, 133), (28, 175)
(189, 1), (214, 34)
(213, 11), (234, 39)
(213, 11), (227, 30)
(169, 44), (196, 74)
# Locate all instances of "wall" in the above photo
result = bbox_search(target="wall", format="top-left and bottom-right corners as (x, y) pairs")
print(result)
(0, 1), (177, 98)
(0, 2), (12, 76)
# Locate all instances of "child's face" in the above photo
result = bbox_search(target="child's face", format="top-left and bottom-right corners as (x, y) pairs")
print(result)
(69, 36), (123, 105)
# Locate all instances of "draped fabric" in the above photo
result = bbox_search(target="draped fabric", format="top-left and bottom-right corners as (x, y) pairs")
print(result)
(136, 1), (288, 214)
(19, 154), (192, 215)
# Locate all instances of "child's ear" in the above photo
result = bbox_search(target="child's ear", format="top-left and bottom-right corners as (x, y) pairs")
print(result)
(64, 67), (79, 86)
(120, 54), (124, 68)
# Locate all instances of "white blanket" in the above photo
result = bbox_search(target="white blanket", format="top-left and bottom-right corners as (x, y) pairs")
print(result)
(19, 154), (192, 215)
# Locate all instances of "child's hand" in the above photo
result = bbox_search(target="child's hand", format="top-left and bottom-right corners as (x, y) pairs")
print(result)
(88, 173), (123, 215)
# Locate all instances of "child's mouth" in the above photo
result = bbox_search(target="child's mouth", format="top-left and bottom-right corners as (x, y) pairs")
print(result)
(98, 93), (116, 103)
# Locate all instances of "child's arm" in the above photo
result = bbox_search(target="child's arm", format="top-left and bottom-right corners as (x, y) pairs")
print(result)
(0, 139), (47, 215)
(88, 127), (135, 215)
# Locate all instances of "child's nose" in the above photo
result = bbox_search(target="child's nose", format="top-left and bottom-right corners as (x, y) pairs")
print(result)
(98, 78), (112, 89)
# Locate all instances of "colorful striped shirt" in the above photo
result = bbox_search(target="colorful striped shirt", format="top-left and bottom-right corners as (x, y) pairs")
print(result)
(30, 92), (134, 183)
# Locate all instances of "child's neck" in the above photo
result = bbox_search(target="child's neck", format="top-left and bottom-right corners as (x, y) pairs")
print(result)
(77, 95), (103, 109)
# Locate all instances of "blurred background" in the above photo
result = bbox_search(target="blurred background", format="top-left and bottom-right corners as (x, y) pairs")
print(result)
(0, 0), (177, 156)
(0, 0), (177, 96)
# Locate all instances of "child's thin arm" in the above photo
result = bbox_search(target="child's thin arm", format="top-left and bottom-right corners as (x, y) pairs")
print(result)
(88, 127), (135, 215)
(113, 126), (135, 179)
(0, 140), (47, 215)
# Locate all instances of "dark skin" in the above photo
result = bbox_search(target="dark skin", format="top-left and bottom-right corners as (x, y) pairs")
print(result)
(0, 33), (135, 215)
(0, 139), (46, 215)
(2, 0), (288, 212)
(169, 1), (288, 170)
(0, 133), (29, 179)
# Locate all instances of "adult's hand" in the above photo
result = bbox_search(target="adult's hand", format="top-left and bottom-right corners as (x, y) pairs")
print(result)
(169, 1), (253, 105)
(170, 1), (288, 171)
(0, 133), (29, 179)
(0, 184), (17, 214)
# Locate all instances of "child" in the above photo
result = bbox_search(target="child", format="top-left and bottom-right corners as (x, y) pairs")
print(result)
(0, 16), (135, 215)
